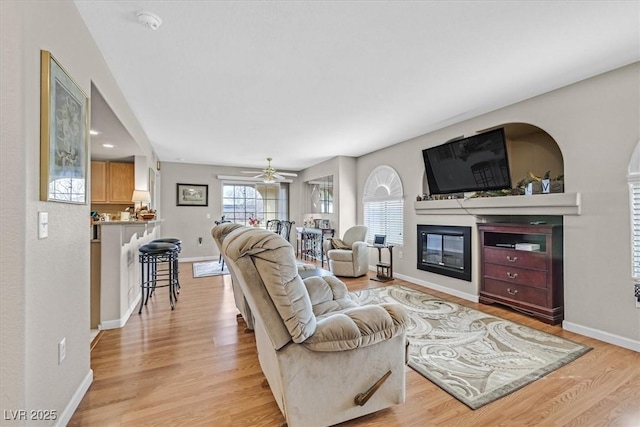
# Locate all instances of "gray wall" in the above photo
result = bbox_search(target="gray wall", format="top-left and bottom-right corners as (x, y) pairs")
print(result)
(160, 162), (227, 260)
(1, 1), (156, 424)
(356, 62), (640, 349)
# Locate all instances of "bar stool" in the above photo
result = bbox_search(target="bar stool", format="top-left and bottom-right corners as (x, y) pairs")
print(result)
(150, 237), (182, 292)
(138, 242), (179, 314)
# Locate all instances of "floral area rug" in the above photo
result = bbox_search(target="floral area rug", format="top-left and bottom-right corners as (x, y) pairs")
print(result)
(351, 285), (591, 409)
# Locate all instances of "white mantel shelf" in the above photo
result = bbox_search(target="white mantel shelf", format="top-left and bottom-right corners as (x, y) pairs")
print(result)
(414, 192), (581, 216)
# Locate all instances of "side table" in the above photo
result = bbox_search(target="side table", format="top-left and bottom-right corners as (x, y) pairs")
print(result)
(371, 245), (394, 282)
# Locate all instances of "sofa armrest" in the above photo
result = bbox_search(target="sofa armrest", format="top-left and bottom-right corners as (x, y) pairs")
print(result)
(302, 303), (409, 352)
(351, 241), (369, 257)
(352, 241), (369, 269)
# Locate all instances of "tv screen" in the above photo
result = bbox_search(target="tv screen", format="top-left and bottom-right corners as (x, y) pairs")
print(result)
(422, 128), (511, 195)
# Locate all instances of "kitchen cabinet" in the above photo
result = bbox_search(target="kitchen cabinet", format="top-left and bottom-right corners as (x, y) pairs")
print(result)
(91, 161), (134, 204)
(91, 161), (107, 202)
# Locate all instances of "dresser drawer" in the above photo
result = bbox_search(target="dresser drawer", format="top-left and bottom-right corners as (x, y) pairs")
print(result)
(484, 263), (547, 288)
(483, 247), (547, 270)
(482, 278), (548, 307)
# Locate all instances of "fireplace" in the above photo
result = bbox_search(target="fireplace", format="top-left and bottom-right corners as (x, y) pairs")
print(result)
(417, 225), (471, 281)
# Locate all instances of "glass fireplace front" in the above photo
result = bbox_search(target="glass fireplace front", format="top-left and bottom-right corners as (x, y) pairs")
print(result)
(417, 225), (471, 281)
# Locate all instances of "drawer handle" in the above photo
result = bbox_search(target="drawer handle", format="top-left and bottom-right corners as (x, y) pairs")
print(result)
(506, 256), (518, 263)
(507, 272), (518, 279)
(507, 288), (518, 295)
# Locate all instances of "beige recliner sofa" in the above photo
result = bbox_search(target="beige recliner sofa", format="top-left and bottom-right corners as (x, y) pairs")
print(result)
(323, 225), (369, 277)
(214, 223), (409, 427)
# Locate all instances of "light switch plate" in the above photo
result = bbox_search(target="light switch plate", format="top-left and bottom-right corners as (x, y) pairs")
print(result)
(38, 211), (48, 239)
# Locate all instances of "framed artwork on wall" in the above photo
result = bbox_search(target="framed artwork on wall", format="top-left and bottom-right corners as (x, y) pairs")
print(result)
(40, 50), (89, 203)
(176, 183), (208, 206)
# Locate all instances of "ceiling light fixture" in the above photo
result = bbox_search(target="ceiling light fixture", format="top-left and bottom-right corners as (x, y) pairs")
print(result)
(136, 10), (162, 30)
(90, 129), (101, 135)
(102, 143), (115, 148)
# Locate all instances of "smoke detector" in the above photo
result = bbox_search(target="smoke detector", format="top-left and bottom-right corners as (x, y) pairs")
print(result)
(137, 11), (162, 30)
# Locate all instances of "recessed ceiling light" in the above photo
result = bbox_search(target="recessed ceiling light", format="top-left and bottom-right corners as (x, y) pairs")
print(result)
(90, 129), (101, 135)
(102, 143), (115, 148)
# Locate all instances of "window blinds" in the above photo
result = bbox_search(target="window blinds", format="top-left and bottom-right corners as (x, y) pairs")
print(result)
(631, 182), (640, 279)
(363, 199), (404, 245)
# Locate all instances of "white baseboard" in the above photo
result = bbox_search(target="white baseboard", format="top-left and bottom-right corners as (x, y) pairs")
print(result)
(99, 293), (141, 330)
(393, 272), (479, 303)
(55, 369), (93, 427)
(563, 321), (640, 353)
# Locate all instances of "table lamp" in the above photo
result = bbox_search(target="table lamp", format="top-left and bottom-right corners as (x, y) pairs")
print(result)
(131, 190), (151, 219)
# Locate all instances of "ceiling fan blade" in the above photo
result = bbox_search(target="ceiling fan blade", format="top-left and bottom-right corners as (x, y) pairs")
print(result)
(278, 172), (298, 177)
(241, 170), (262, 174)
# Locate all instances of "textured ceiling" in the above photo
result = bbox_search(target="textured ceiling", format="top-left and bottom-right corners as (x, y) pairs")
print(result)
(75, 1), (640, 171)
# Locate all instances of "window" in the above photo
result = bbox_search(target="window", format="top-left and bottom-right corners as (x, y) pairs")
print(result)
(632, 182), (640, 280)
(363, 165), (404, 246)
(629, 140), (640, 281)
(222, 182), (289, 226)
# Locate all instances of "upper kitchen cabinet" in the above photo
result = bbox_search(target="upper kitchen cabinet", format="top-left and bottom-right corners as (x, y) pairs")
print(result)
(91, 161), (134, 204)
(91, 161), (107, 202)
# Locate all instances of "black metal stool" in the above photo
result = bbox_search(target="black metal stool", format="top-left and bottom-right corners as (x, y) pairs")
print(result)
(150, 237), (182, 292)
(138, 242), (179, 314)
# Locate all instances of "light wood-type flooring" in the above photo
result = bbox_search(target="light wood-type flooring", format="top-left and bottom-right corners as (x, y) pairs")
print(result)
(70, 261), (640, 426)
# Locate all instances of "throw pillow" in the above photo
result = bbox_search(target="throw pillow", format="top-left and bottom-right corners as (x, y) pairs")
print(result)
(331, 238), (350, 250)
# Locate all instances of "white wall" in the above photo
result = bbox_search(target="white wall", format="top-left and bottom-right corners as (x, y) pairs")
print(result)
(0, 1), (157, 424)
(356, 63), (640, 349)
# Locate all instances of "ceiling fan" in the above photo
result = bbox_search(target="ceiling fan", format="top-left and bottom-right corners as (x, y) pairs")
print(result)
(242, 157), (298, 183)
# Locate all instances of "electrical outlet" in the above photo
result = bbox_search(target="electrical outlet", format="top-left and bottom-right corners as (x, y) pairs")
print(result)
(58, 338), (66, 364)
(198, 237), (203, 245)
(398, 251), (403, 259)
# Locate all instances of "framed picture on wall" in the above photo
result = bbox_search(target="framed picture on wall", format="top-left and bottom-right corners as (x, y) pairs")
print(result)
(39, 50), (89, 203)
(176, 183), (208, 206)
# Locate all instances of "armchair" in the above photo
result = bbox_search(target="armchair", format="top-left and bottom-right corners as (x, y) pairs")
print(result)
(216, 223), (409, 427)
(323, 225), (369, 277)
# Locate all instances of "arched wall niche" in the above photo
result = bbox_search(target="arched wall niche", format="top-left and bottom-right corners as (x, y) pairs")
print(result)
(422, 122), (565, 195)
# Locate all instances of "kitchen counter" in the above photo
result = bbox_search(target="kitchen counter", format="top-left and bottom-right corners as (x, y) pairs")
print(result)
(90, 219), (163, 329)
(95, 219), (162, 225)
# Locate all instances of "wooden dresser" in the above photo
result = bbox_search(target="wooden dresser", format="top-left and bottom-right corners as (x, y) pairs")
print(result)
(478, 223), (564, 325)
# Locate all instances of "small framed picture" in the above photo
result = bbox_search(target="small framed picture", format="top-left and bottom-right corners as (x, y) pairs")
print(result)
(176, 183), (208, 206)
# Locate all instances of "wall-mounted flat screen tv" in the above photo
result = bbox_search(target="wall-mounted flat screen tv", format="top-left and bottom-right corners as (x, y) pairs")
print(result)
(422, 128), (511, 195)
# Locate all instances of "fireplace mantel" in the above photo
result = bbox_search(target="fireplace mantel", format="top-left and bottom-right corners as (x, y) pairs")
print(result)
(414, 192), (581, 216)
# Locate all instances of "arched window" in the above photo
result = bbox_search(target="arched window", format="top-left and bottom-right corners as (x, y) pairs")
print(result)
(363, 165), (404, 245)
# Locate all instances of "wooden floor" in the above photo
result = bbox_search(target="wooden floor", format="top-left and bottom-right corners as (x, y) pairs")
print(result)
(70, 261), (640, 426)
